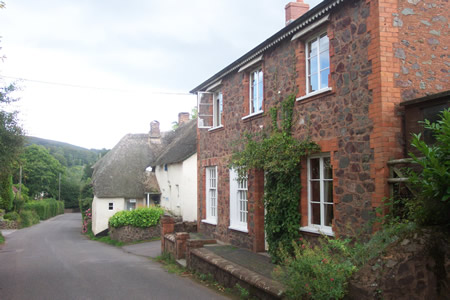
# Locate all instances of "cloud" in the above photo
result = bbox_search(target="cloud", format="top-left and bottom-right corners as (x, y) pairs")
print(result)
(0, 0), (323, 148)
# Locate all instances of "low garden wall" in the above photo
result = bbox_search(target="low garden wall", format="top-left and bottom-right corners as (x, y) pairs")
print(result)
(0, 220), (18, 230)
(109, 224), (160, 243)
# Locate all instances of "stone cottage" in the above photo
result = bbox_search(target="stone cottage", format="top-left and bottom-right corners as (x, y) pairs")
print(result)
(190, 0), (449, 252)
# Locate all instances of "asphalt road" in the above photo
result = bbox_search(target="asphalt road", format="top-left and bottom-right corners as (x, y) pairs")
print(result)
(0, 213), (227, 300)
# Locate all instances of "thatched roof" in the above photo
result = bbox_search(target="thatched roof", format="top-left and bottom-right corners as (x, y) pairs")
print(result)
(92, 119), (197, 199)
(154, 120), (197, 166)
(92, 133), (162, 198)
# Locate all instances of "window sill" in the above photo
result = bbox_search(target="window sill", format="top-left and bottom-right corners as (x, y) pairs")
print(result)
(300, 226), (335, 237)
(201, 219), (217, 226)
(228, 225), (248, 233)
(208, 125), (224, 132)
(296, 87), (332, 102)
(242, 111), (264, 121)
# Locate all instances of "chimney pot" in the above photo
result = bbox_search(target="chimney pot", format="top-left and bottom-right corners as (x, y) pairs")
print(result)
(178, 112), (190, 126)
(285, 0), (309, 26)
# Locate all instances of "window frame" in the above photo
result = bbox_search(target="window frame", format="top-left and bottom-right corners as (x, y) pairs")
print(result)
(203, 166), (218, 225)
(229, 168), (248, 232)
(108, 202), (114, 211)
(301, 153), (334, 236)
(213, 90), (223, 128)
(249, 67), (264, 116)
(305, 31), (330, 95)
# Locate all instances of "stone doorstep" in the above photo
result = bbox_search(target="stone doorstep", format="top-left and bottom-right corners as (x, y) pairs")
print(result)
(176, 259), (187, 268)
(190, 247), (285, 298)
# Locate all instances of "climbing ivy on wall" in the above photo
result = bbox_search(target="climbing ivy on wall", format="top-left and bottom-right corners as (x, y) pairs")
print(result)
(230, 94), (320, 261)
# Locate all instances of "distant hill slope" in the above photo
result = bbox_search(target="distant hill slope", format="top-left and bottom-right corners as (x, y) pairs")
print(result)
(26, 136), (108, 167)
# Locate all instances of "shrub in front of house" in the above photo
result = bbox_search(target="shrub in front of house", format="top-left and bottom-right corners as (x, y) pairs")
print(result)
(274, 237), (356, 300)
(109, 207), (164, 228)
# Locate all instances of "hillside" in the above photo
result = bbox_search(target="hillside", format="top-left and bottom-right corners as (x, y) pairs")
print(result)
(25, 136), (108, 167)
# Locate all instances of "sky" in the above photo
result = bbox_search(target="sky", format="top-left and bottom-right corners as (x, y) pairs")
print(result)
(0, 0), (322, 150)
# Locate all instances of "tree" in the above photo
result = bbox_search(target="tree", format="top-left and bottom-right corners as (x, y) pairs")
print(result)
(0, 84), (24, 175)
(0, 2), (25, 176)
(19, 145), (65, 199)
(60, 177), (80, 208)
(0, 174), (13, 211)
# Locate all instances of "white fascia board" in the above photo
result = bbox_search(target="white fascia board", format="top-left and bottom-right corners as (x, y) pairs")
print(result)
(291, 14), (330, 41)
(238, 55), (263, 73)
(205, 80), (222, 92)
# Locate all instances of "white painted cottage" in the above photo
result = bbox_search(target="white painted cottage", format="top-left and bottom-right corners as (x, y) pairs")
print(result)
(91, 114), (197, 235)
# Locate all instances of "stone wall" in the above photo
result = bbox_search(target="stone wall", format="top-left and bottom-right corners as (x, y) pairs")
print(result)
(197, 0), (379, 249)
(0, 220), (19, 230)
(395, 0), (449, 102)
(109, 225), (160, 243)
(348, 228), (450, 299)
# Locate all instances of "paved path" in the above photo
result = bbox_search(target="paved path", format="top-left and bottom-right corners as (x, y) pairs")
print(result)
(0, 213), (227, 300)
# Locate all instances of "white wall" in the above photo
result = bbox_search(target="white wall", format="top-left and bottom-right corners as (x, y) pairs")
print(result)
(91, 196), (124, 235)
(91, 197), (147, 235)
(155, 153), (197, 221)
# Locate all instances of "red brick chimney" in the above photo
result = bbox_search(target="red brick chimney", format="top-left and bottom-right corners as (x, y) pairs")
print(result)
(178, 112), (190, 126)
(285, 0), (309, 26)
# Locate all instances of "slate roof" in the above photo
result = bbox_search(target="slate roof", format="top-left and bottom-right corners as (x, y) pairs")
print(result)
(92, 120), (197, 199)
(190, 0), (343, 93)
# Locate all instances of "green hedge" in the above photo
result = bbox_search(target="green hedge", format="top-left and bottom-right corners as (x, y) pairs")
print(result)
(19, 210), (40, 228)
(24, 198), (64, 220)
(109, 207), (164, 228)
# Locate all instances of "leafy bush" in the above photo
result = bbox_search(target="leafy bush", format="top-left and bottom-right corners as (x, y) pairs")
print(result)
(109, 207), (164, 228)
(79, 197), (92, 214)
(82, 208), (92, 233)
(24, 198), (64, 220)
(4, 211), (20, 221)
(275, 237), (356, 300)
(0, 231), (4, 244)
(407, 109), (450, 226)
(19, 210), (40, 228)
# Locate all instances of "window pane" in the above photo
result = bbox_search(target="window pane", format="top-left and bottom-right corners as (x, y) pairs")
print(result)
(320, 69), (329, 90)
(324, 204), (333, 227)
(319, 51), (329, 71)
(310, 158), (320, 179)
(311, 203), (321, 225)
(309, 56), (318, 75)
(258, 73), (263, 111)
(309, 39), (318, 58)
(319, 34), (329, 52)
(324, 157), (332, 179)
(311, 181), (320, 202)
(309, 74), (318, 93)
(324, 181), (333, 203)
